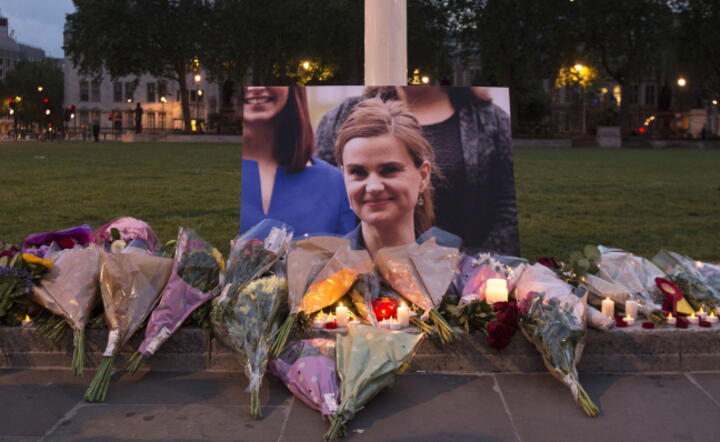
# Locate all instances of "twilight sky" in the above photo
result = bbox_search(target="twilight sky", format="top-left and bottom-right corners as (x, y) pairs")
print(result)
(0, 0), (76, 58)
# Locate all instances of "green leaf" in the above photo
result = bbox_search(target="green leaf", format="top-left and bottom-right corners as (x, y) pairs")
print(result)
(583, 245), (601, 261)
(110, 228), (121, 242)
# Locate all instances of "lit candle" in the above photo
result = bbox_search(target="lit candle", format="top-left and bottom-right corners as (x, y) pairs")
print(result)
(697, 306), (707, 321)
(688, 312), (699, 325)
(21, 314), (32, 327)
(485, 279), (509, 303)
(623, 315), (635, 326)
(601, 297), (615, 319)
(390, 318), (401, 330)
(707, 312), (718, 324)
(335, 303), (349, 327)
(397, 302), (410, 328)
(313, 312), (326, 329)
(625, 300), (638, 320)
(666, 312), (677, 326)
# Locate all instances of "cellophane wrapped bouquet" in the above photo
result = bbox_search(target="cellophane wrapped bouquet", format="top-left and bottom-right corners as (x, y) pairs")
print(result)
(271, 236), (351, 357)
(127, 227), (223, 373)
(269, 338), (340, 417)
(515, 263), (598, 417)
(324, 323), (423, 440)
(652, 249), (720, 311)
(375, 238), (461, 344)
(214, 275), (288, 419)
(84, 238), (173, 402)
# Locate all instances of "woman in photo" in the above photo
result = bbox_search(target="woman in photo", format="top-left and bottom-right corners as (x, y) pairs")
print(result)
(317, 86), (519, 256)
(241, 86), (356, 236)
(335, 97), (461, 256)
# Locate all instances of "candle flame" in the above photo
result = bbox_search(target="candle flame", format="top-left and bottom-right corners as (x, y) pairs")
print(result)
(23, 314), (31, 322)
(339, 302), (344, 307)
(625, 314), (632, 319)
(667, 313), (673, 319)
(690, 312), (696, 318)
(699, 306), (705, 314)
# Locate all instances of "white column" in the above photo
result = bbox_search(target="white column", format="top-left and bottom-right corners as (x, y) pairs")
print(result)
(364, 0), (407, 85)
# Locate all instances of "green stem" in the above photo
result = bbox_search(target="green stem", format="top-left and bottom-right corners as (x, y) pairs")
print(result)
(323, 415), (346, 440)
(71, 328), (85, 376)
(270, 313), (296, 358)
(430, 309), (455, 345)
(125, 351), (145, 375)
(250, 389), (262, 420)
(84, 356), (116, 402)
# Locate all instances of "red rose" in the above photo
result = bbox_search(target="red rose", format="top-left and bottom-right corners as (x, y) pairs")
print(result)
(642, 322), (655, 329)
(57, 237), (76, 249)
(324, 320), (338, 330)
(615, 318), (627, 328)
(496, 302), (519, 327)
(486, 321), (516, 350)
(537, 257), (560, 270)
(699, 320), (712, 328)
(676, 317), (688, 329)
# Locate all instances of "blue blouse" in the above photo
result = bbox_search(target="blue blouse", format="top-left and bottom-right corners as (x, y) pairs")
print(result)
(241, 157), (357, 236)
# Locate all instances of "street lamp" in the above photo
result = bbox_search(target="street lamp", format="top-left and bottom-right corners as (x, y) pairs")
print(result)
(421, 76), (430, 84)
(160, 96), (167, 129)
(677, 77), (687, 87)
(193, 74), (201, 131)
(37, 86), (43, 92)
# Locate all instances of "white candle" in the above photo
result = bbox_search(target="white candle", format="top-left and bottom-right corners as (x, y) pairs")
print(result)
(397, 302), (410, 328)
(390, 319), (401, 330)
(697, 306), (707, 321)
(21, 315), (32, 327)
(625, 300), (638, 320)
(666, 313), (677, 326)
(335, 303), (349, 327)
(601, 298), (615, 319)
(688, 313), (699, 325)
(485, 279), (509, 303)
(707, 313), (718, 324)
(313, 312), (326, 329)
(623, 316), (635, 326)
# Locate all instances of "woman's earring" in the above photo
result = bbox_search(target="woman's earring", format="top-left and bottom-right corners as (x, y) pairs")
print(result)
(417, 195), (424, 206)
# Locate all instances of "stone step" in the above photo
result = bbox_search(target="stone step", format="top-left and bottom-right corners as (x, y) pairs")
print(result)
(1, 326), (718, 373)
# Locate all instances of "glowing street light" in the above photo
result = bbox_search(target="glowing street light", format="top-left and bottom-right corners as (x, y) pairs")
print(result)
(37, 86), (43, 92)
(197, 89), (203, 97)
(301, 61), (311, 71)
(421, 76), (430, 84)
(45, 109), (51, 115)
(193, 74), (202, 83)
(677, 77), (687, 87)
(712, 99), (718, 106)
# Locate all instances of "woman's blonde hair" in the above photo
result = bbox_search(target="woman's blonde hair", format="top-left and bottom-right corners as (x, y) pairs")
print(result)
(335, 98), (436, 232)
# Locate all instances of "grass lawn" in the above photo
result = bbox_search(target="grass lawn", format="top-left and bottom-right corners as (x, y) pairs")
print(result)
(1, 142), (718, 261)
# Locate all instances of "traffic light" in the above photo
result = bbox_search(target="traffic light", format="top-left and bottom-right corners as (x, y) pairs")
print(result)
(42, 98), (51, 116)
(7, 98), (15, 115)
(64, 105), (76, 122)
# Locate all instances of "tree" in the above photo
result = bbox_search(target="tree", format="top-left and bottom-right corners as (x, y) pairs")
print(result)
(451, 0), (577, 132)
(576, 0), (675, 136)
(408, 0), (454, 84)
(0, 60), (64, 130)
(65, 0), (211, 132)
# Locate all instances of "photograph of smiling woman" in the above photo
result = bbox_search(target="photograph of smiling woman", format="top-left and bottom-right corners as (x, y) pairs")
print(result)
(240, 86), (356, 236)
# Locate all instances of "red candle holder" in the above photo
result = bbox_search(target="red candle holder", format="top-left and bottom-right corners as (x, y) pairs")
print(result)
(372, 297), (398, 321)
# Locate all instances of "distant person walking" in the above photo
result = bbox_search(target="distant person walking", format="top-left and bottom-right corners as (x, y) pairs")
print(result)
(92, 121), (100, 142)
(134, 103), (144, 134)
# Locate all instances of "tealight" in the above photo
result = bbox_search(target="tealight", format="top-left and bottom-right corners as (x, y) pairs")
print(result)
(688, 313), (699, 325)
(624, 315), (635, 326)
(707, 312), (718, 324)
(697, 306), (708, 321)
(21, 314), (32, 327)
(666, 313), (677, 326)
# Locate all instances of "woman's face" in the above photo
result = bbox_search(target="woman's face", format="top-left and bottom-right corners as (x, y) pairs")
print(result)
(342, 134), (430, 229)
(243, 87), (289, 124)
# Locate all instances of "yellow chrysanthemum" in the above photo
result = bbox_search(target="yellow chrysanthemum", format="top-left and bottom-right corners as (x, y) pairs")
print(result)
(22, 253), (54, 270)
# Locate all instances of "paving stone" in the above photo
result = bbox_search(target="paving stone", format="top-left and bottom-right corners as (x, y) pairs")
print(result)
(45, 403), (288, 441)
(0, 369), (85, 438)
(687, 373), (720, 404)
(281, 373), (516, 442)
(497, 373), (720, 442)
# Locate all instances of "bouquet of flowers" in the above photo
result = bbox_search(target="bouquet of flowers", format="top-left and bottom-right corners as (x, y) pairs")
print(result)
(454, 251), (527, 303)
(93, 217), (161, 253)
(0, 244), (52, 323)
(84, 249), (173, 402)
(595, 246), (665, 317)
(515, 263), (598, 417)
(212, 219), (293, 323)
(652, 250), (720, 310)
(272, 242), (371, 356)
(126, 228), (223, 373)
(213, 275), (288, 419)
(375, 238), (461, 344)
(269, 338), (340, 417)
(324, 324), (423, 440)
(22, 225), (95, 258)
(30, 246), (100, 375)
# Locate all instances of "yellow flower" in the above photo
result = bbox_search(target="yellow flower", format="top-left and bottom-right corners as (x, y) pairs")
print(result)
(22, 253), (54, 270)
(212, 248), (225, 271)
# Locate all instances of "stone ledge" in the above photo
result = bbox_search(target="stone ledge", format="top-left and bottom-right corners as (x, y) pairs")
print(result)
(1, 326), (719, 373)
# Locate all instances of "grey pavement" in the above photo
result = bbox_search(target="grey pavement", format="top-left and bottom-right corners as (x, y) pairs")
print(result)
(2, 369), (720, 442)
